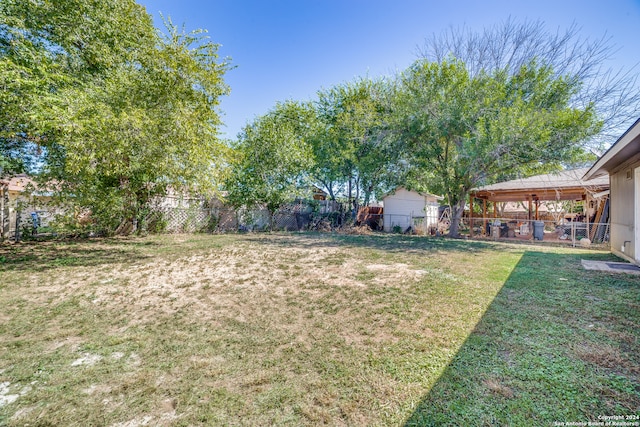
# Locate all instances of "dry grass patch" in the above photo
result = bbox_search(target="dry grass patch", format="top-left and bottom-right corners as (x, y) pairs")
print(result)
(573, 342), (639, 374)
(483, 378), (515, 399)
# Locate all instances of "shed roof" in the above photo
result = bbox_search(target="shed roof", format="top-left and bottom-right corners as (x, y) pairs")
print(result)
(382, 186), (443, 200)
(472, 168), (609, 202)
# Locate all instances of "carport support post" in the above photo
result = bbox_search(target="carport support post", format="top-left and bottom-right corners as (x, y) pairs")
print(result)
(482, 199), (487, 236)
(469, 195), (474, 237)
(585, 193), (591, 238)
(527, 195), (533, 236)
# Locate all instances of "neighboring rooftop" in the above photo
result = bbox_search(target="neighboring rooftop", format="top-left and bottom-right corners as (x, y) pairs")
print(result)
(1, 174), (57, 196)
(1, 174), (35, 192)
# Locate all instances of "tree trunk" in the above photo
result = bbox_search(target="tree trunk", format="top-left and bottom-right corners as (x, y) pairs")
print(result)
(0, 184), (7, 241)
(269, 209), (275, 231)
(363, 189), (371, 208)
(352, 177), (361, 221)
(347, 177), (352, 216)
(327, 185), (336, 201)
(116, 177), (136, 235)
(321, 180), (336, 201)
(448, 197), (467, 238)
(134, 189), (152, 236)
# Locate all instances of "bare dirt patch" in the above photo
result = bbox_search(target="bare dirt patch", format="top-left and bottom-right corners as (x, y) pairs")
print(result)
(46, 336), (84, 352)
(71, 353), (103, 367)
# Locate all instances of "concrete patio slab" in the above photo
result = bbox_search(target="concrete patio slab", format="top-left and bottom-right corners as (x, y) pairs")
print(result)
(581, 260), (640, 275)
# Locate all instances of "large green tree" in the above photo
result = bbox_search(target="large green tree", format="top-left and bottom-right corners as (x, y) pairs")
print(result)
(394, 58), (601, 237)
(0, 0), (155, 173)
(313, 78), (399, 212)
(420, 19), (640, 149)
(1, 1), (230, 233)
(225, 100), (314, 229)
(395, 19), (640, 237)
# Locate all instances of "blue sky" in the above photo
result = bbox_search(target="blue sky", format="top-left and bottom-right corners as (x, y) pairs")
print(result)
(137, 0), (640, 140)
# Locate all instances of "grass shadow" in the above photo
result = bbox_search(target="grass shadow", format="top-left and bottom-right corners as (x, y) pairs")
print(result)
(243, 231), (499, 255)
(404, 250), (640, 426)
(0, 237), (156, 272)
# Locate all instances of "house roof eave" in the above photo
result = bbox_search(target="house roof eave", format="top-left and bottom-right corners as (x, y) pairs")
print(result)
(584, 117), (640, 180)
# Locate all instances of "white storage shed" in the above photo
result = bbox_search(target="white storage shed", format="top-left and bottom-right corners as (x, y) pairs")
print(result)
(382, 187), (442, 233)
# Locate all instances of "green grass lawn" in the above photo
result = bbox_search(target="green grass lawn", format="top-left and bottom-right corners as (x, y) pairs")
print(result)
(0, 233), (638, 426)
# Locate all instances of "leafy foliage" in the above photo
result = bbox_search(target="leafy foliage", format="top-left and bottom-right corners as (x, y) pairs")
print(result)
(420, 18), (640, 146)
(393, 58), (601, 236)
(1, 1), (230, 233)
(312, 78), (400, 208)
(2, 11), (636, 238)
(225, 101), (314, 225)
(44, 23), (230, 232)
(0, 0), (155, 172)
(226, 79), (401, 220)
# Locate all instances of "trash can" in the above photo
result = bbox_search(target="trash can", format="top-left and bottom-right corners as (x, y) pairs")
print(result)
(533, 221), (544, 240)
(490, 220), (501, 239)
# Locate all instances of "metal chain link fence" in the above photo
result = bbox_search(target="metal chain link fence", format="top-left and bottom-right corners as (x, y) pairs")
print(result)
(2, 197), (612, 248)
(467, 217), (610, 248)
(146, 201), (352, 234)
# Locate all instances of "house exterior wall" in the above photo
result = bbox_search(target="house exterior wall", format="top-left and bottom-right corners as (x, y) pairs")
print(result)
(383, 188), (439, 232)
(609, 155), (640, 262)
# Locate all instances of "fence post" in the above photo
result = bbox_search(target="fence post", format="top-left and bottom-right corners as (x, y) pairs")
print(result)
(14, 207), (21, 242)
(0, 186), (6, 242)
(469, 196), (474, 238)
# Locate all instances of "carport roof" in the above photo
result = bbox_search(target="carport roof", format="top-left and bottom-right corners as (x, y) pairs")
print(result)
(471, 168), (609, 202)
